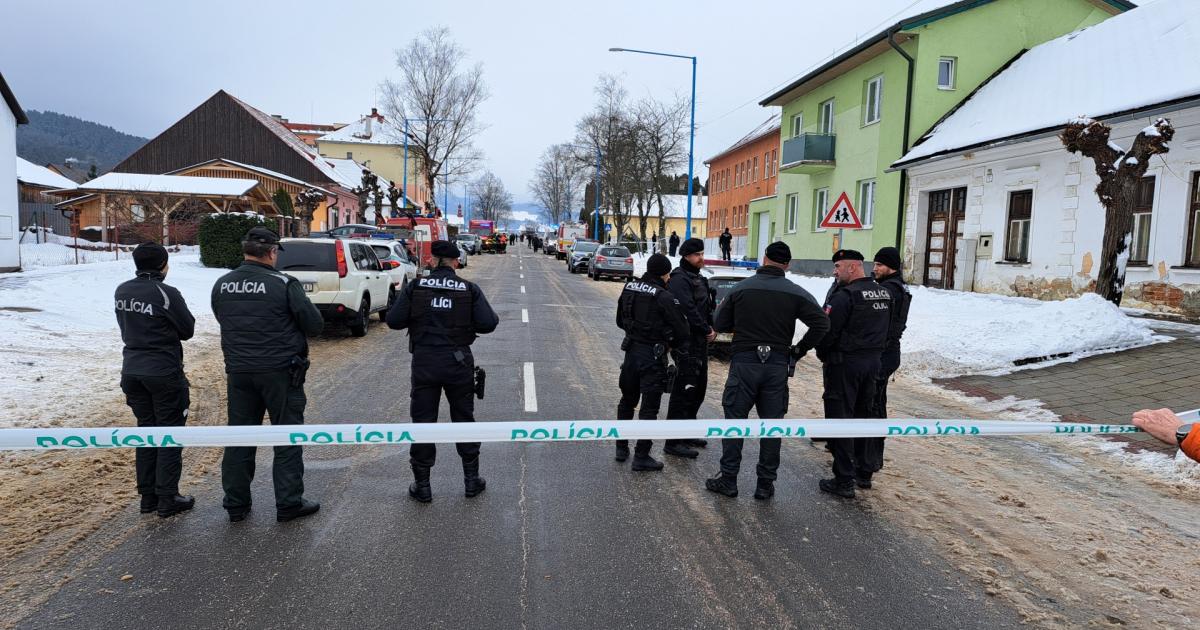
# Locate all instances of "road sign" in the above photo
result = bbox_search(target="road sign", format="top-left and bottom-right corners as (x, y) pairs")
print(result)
(604, 223), (612, 232)
(819, 192), (862, 229)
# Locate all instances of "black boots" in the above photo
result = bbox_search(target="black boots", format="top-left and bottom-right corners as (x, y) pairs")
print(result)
(753, 479), (774, 501)
(463, 458), (486, 498)
(139, 494), (157, 514)
(819, 478), (856, 499)
(614, 442), (630, 462)
(684, 439), (708, 448)
(409, 465), (432, 503)
(705, 473), (738, 497)
(855, 474), (873, 489)
(277, 498), (321, 522)
(156, 494), (195, 518)
(663, 442), (699, 459)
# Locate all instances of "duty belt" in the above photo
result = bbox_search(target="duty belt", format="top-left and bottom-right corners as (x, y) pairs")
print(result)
(731, 349), (789, 365)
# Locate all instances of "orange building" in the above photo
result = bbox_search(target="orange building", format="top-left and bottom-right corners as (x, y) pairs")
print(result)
(704, 114), (780, 257)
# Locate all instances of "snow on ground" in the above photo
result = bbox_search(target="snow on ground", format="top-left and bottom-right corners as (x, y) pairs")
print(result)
(632, 253), (1162, 378)
(0, 254), (223, 427)
(17, 230), (200, 269)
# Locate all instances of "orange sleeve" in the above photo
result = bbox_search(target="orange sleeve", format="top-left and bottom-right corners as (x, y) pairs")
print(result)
(1182, 427), (1200, 463)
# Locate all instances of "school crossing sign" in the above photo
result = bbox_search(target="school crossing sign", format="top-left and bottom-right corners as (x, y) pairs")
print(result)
(819, 191), (863, 229)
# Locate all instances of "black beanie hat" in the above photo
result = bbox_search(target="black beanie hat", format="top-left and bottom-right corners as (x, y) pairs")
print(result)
(831, 249), (865, 262)
(132, 242), (168, 272)
(678, 238), (704, 257)
(873, 246), (902, 271)
(431, 240), (461, 259)
(646, 253), (672, 276)
(765, 241), (791, 265)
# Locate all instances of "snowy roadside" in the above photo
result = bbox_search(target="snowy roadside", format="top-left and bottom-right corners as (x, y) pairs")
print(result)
(16, 230), (200, 270)
(0, 252), (224, 428)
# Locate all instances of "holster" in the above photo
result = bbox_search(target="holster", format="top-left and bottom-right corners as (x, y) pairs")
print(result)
(620, 337), (632, 352)
(474, 366), (486, 399)
(289, 356), (310, 388)
(664, 363), (678, 393)
(787, 345), (806, 378)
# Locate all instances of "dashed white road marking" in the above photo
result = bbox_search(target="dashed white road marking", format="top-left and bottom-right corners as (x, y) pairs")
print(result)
(520, 274), (524, 279)
(521, 285), (526, 293)
(523, 362), (538, 412)
(522, 308), (529, 323)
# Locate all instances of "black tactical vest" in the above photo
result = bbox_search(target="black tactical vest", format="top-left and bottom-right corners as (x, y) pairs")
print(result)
(834, 279), (891, 354)
(878, 275), (911, 347)
(410, 275), (474, 347)
(620, 280), (669, 344)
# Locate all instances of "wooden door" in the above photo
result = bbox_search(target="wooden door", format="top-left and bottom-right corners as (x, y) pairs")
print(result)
(924, 187), (966, 289)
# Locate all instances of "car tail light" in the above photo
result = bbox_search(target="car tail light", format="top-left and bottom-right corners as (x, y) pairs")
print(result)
(596, 255), (607, 264)
(625, 257), (633, 264)
(334, 243), (348, 278)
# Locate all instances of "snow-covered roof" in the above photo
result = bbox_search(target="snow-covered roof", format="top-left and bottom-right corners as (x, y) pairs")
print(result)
(16, 157), (78, 190)
(317, 112), (404, 146)
(56, 173), (257, 197)
(319, 156), (413, 206)
(706, 113), (781, 164)
(897, 0), (1195, 166)
(168, 158), (331, 195)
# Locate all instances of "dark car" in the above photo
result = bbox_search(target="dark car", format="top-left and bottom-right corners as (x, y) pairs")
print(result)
(587, 245), (634, 281)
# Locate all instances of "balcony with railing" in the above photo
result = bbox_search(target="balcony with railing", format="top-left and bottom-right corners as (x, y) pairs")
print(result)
(780, 133), (835, 174)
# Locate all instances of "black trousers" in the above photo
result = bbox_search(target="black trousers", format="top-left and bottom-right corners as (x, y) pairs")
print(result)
(121, 372), (189, 497)
(669, 245), (678, 257)
(719, 353), (790, 481)
(867, 346), (901, 473)
(410, 348), (479, 470)
(720, 246), (731, 261)
(666, 340), (707, 448)
(222, 369), (306, 512)
(616, 343), (668, 456)
(822, 354), (881, 484)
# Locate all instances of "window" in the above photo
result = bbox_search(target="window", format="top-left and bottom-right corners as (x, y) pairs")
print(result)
(786, 193), (799, 233)
(764, 151), (771, 179)
(814, 187), (829, 231)
(938, 57), (956, 90)
(771, 149), (777, 177)
(753, 157), (759, 182)
(790, 113), (803, 138)
(1188, 172), (1200, 266)
(130, 204), (145, 223)
(1004, 190), (1032, 263)
(346, 151), (354, 159)
(819, 99), (835, 134)
(857, 179), (876, 226)
(864, 75), (883, 125)
(1130, 176), (1155, 264)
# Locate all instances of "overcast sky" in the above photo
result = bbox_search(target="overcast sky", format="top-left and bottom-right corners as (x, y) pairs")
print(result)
(4, 0), (952, 205)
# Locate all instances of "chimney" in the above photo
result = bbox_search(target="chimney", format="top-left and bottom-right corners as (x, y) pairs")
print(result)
(363, 112), (373, 137)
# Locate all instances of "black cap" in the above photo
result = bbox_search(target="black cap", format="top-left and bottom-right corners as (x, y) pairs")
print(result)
(244, 227), (285, 251)
(431, 240), (461, 258)
(646, 253), (672, 276)
(132, 242), (168, 272)
(832, 249), (865, 262)
(679, 238), (704, 257)
(765, 241), (791, 265)
(873, 246), (902, 271)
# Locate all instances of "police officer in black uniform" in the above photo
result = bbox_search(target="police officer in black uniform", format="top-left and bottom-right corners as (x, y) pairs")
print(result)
(664, 238), (715, 459)
(388, 240), (499, 502)
(212, 228), (324, 523)
(867, 246), (911, 475)
(706, 242), (830, 499)
(115, 242), (197, 518)
(614, 253), (691, 470)
(817, 249), (891, 498)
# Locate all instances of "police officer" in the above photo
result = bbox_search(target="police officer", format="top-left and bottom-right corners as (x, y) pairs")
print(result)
(614, 253), (690, 470)
(868, 246), (911, 474)
(388, 240), (499, 502)
(817, 249), (891, 498)
(212, 227), (324, 523)
(115, 242), (197, 518)
(664, 238), (715, 459)
(706, 242), (830, 499)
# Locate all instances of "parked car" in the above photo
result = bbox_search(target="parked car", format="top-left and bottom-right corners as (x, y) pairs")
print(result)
(566, 240), (599, 273)
(370, 241), (419, 311)
(455, 233), (481, 255)
(277, 237), (391, 337)
(314, 223), (387, 239)
(701, 268), (756, 344)
(587, 245), (634, 281)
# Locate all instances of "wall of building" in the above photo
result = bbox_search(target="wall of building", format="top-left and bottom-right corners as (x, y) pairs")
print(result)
(706, 129), (779, 241)
(0, 104), (18, 271)
(316, 140), (428, 209)
(904, 106), (1200, 319)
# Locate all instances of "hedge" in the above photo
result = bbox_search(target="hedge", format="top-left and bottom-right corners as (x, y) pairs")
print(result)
(198, 213), (269, 269)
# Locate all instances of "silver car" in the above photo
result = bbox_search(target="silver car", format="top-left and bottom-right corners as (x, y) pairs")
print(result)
(567, 240), (599, 273)
(587, 245), (634, 281)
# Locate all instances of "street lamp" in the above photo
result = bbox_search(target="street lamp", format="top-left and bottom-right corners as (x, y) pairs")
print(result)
(609, 46), (697, 240)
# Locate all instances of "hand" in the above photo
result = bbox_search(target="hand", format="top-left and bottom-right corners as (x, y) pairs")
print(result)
(705, 328), (717, 343)
(1132, 408), (1183, 446)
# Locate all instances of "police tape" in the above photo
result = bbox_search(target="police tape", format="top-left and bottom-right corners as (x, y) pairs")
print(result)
(5, 415), (1193, 450)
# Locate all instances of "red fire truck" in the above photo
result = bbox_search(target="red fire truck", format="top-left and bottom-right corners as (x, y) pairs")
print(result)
(381, 215), (448, 271)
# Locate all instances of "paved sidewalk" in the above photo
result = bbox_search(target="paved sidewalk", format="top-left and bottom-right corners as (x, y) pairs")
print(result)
(938, 323), (1200, 454)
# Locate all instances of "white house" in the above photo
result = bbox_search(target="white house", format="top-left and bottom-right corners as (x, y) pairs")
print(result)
(1, 72), (28, 272)
(893, 0), (1200, 319)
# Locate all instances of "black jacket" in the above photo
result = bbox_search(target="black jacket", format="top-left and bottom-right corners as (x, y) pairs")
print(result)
(211, 260), (323, 373)
(616, 272), (690, 350)
(718, 232), (732, 248)
(667, 260), (712, 340)
(114, 271), (195, 376)
(876, 272), (911, 350)
(387, 266), (499, 349)
(817, 276), (891, 361)
(713, 266), (829, 354)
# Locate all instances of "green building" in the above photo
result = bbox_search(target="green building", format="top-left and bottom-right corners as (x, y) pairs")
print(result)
(749, 0), (1133, 273)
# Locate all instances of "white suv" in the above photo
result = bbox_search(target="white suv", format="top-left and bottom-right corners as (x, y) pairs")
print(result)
(278, 238), (391, 337)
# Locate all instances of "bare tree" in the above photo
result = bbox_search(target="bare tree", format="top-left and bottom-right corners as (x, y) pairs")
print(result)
(470, 171), (513, 223)
(1061, 117), (1174, 306)
(575, 75), (640, 241)
(380, 27), (489, 206)
(635, 96), (689, 242)
(294, 188), (325, 237)
(529, 144), (586, 227)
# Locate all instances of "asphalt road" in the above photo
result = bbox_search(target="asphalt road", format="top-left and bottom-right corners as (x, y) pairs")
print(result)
(19, 245), (1020, 629)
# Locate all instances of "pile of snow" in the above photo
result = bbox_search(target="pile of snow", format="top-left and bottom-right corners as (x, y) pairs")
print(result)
(17, 229), (200, 269)
(0, 255), (225, 427)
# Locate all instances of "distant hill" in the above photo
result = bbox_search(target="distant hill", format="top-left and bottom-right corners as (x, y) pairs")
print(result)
(16, 110), (147, 173)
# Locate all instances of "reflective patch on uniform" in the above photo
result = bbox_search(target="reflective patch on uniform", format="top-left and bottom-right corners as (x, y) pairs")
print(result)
(115, 298), (153, 315)
(220, 280), (267, 294)
(431, 296), (453, 309)
(419, 277), (467, 291)
(624, 281), (659, 295)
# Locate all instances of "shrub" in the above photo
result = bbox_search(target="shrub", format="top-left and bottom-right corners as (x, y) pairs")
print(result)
(198, 213), (269, 268)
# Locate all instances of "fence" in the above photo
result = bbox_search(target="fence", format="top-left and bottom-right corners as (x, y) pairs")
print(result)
(18, 202), (73, 240)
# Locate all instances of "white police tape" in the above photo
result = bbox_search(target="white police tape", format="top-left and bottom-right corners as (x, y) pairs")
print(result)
(2, 416), (1184, 450)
